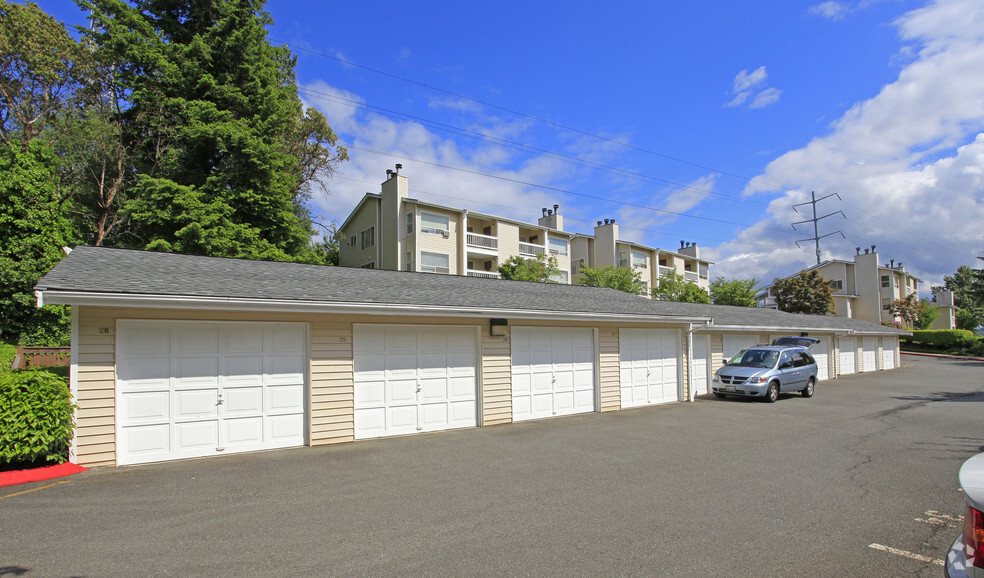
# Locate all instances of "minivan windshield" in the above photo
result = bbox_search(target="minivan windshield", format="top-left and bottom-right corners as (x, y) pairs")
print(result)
(726, 349), (779, 368)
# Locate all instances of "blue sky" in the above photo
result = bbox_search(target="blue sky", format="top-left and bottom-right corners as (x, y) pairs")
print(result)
(41, 0), (984, 291)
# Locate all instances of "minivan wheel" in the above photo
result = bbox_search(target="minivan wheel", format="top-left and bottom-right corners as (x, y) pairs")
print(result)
(714, 392), (726, 399)
(802, 378), (815, 398)
(764, 382), (779, 403)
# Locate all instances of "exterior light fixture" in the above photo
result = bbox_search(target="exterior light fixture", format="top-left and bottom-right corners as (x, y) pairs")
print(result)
(490, 318), (508, 337)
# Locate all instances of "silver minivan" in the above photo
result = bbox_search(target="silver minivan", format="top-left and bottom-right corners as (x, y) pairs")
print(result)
(712, 342), (819, 402)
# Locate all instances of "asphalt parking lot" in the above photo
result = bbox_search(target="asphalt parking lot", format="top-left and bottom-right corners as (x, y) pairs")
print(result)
(2, 354), (982, 576)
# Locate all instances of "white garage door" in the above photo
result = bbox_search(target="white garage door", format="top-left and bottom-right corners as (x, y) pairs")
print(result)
(116, 321), (307, 466)
(692, 334), (710, 397)
(723, 334), (760, 362)
(839, 337), (857, 375)
(353, 325), (478, 439)
(881, 337), (897, 369)
(861, 337), (878, 372)
(512, 327), (595, 421)
(619, 329), (679, 407)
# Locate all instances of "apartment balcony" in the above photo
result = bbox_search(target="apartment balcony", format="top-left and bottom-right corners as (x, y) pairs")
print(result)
(658, 266), (675, 277)
(466, 269), (500, 279)
(684, 271), (699, 282)
(519, 241), (546, 257)
(759, 296), (778, 308)
(466, 232), (498, 256)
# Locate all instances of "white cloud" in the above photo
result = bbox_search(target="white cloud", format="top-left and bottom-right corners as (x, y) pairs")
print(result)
(716, 0), (984, 289)
(299, 80), (610, 231)
(810, 1), (850, 21)
(614, 174), (718, 243)
(750, 87), (782, 109)
(734, 66), (768, 93)
(725, 66), (781, 109)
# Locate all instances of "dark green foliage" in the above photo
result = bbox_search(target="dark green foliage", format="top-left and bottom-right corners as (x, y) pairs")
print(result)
(652, 270), (710, 303)
(79, 0), (347, 261)
(578, 266), (646, 295)
(956, 309), (980, 332)
(902, 329), (977, 350)
(0, 369), (75, 464)
(710, 277), (758, 307)
(0, 141), (74, 343)
(773, 270), (834, 315)
(940, 264), (984, 327)
(0, 343), (15, 369)
(498, 254), (561, 283)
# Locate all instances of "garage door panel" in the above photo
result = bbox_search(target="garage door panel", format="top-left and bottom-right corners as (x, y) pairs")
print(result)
(118, 358), (171, 389)
(224, 357), (264, 386)
(224, 325), (264, 353)
(175, 420), (219, 452)
(117, 321), (307, 465)
(268, 384), (304, 412)
(353, 325), (479, 439)
(120, 391), (170, 422)
(266, 355), (306, 384)
(619, 329), (679, 408)
(512, 327), (597, 421)
(175, 325), (219, 354)
(839, 337), (857, 375)
(223, 387), (263, 414)
(268, 414), (303, 443)
(174, 389), (219, 419)
(223, 417), (263, 446)
(269, 325), (306, 353)
(121, 327), (171, 356)
(174, 357), (219, 386)
(121, 424), (170, 457)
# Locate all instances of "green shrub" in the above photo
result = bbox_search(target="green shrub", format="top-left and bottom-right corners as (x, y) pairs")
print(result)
(0, 370), (75, 465)
(0, 343), (16, 371)
(970, 338), (984, 357)
(905, 329), (978, 350)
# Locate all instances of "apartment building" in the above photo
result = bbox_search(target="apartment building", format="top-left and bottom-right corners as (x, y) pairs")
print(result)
(755, 245), (920, 325)
(338, 166), (574, 281)
(339, 166), (713, 293)
(570, 219), (711, 293)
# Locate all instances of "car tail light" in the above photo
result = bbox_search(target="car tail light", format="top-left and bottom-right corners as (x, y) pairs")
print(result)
(967, 504), (984, 568)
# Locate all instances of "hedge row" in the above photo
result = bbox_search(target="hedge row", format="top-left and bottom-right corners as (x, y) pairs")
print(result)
(0, 369), (75, 465)
(901, 329), (978, 348)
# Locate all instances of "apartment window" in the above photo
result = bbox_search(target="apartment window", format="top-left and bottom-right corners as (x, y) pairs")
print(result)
(618, 250), (629, 268)
(549, 237), (568, 256)
(881, 275), (890, 288)
(349, 235), (357, 247)
(421, 212), (450, 235)
(830, 279), (844, 291)
(360, 226), (375, 249)
(550, 271), (569, 284)
(572, 258), (585, 275)
(406, 212), (414, 234)
(631, 249), (647, 268)
(360, 261), (375, 269)
(420, 251), (450, 274)
(882, 297), (891, 310)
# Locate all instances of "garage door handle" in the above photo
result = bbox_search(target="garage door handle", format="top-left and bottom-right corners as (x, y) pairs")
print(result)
(216, 394), (224, 406)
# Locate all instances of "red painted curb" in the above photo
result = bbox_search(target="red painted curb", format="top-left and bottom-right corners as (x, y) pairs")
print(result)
(0, 462), (88, 488)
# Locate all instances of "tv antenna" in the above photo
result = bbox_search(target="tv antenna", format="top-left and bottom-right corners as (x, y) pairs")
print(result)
(792, 191), (846, 265)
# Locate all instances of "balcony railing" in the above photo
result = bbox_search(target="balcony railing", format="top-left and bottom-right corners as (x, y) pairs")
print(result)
(684, 271), (698, 282)
(699, 272), (708, 280)
(466, 270), (500, 279)
(466, 232), (498, 250)
(658, 266), (675, 277)
(519, 242), (546, 256)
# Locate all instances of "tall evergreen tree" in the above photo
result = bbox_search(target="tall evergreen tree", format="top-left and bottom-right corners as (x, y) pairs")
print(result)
(80, 0), (346, 260)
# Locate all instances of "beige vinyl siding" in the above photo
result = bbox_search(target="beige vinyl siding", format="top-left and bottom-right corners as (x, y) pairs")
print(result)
(309, 322), (354, 445)
(599, 327), (620, 411)
(75, 307), (118, 467)
(709, 333), (725, 374)
(481, 330), (511, 425)
(415, 208), (460, 274)
(680, 330), (690, 401)
(497, 221), (520, 262)
(339, 200), (379, 268)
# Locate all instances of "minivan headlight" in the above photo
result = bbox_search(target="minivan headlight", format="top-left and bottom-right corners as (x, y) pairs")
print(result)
(746, 377), (767, 384)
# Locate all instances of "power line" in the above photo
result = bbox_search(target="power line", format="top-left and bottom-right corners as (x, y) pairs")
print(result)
(342, 143), (803, 237)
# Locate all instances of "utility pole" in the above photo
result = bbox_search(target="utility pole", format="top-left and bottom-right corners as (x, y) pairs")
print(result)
(792, 191), (846, 265)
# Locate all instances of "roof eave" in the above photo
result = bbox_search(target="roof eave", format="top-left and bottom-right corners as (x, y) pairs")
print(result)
(37, 289), (711, 325)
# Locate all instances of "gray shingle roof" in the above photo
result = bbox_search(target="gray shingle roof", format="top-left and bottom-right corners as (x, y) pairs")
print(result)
(36, 246), (906, 335)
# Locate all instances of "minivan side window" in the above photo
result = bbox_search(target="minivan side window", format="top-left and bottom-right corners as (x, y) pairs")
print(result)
(779, 351), (793, 368)
(793, 352), (812, 367)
